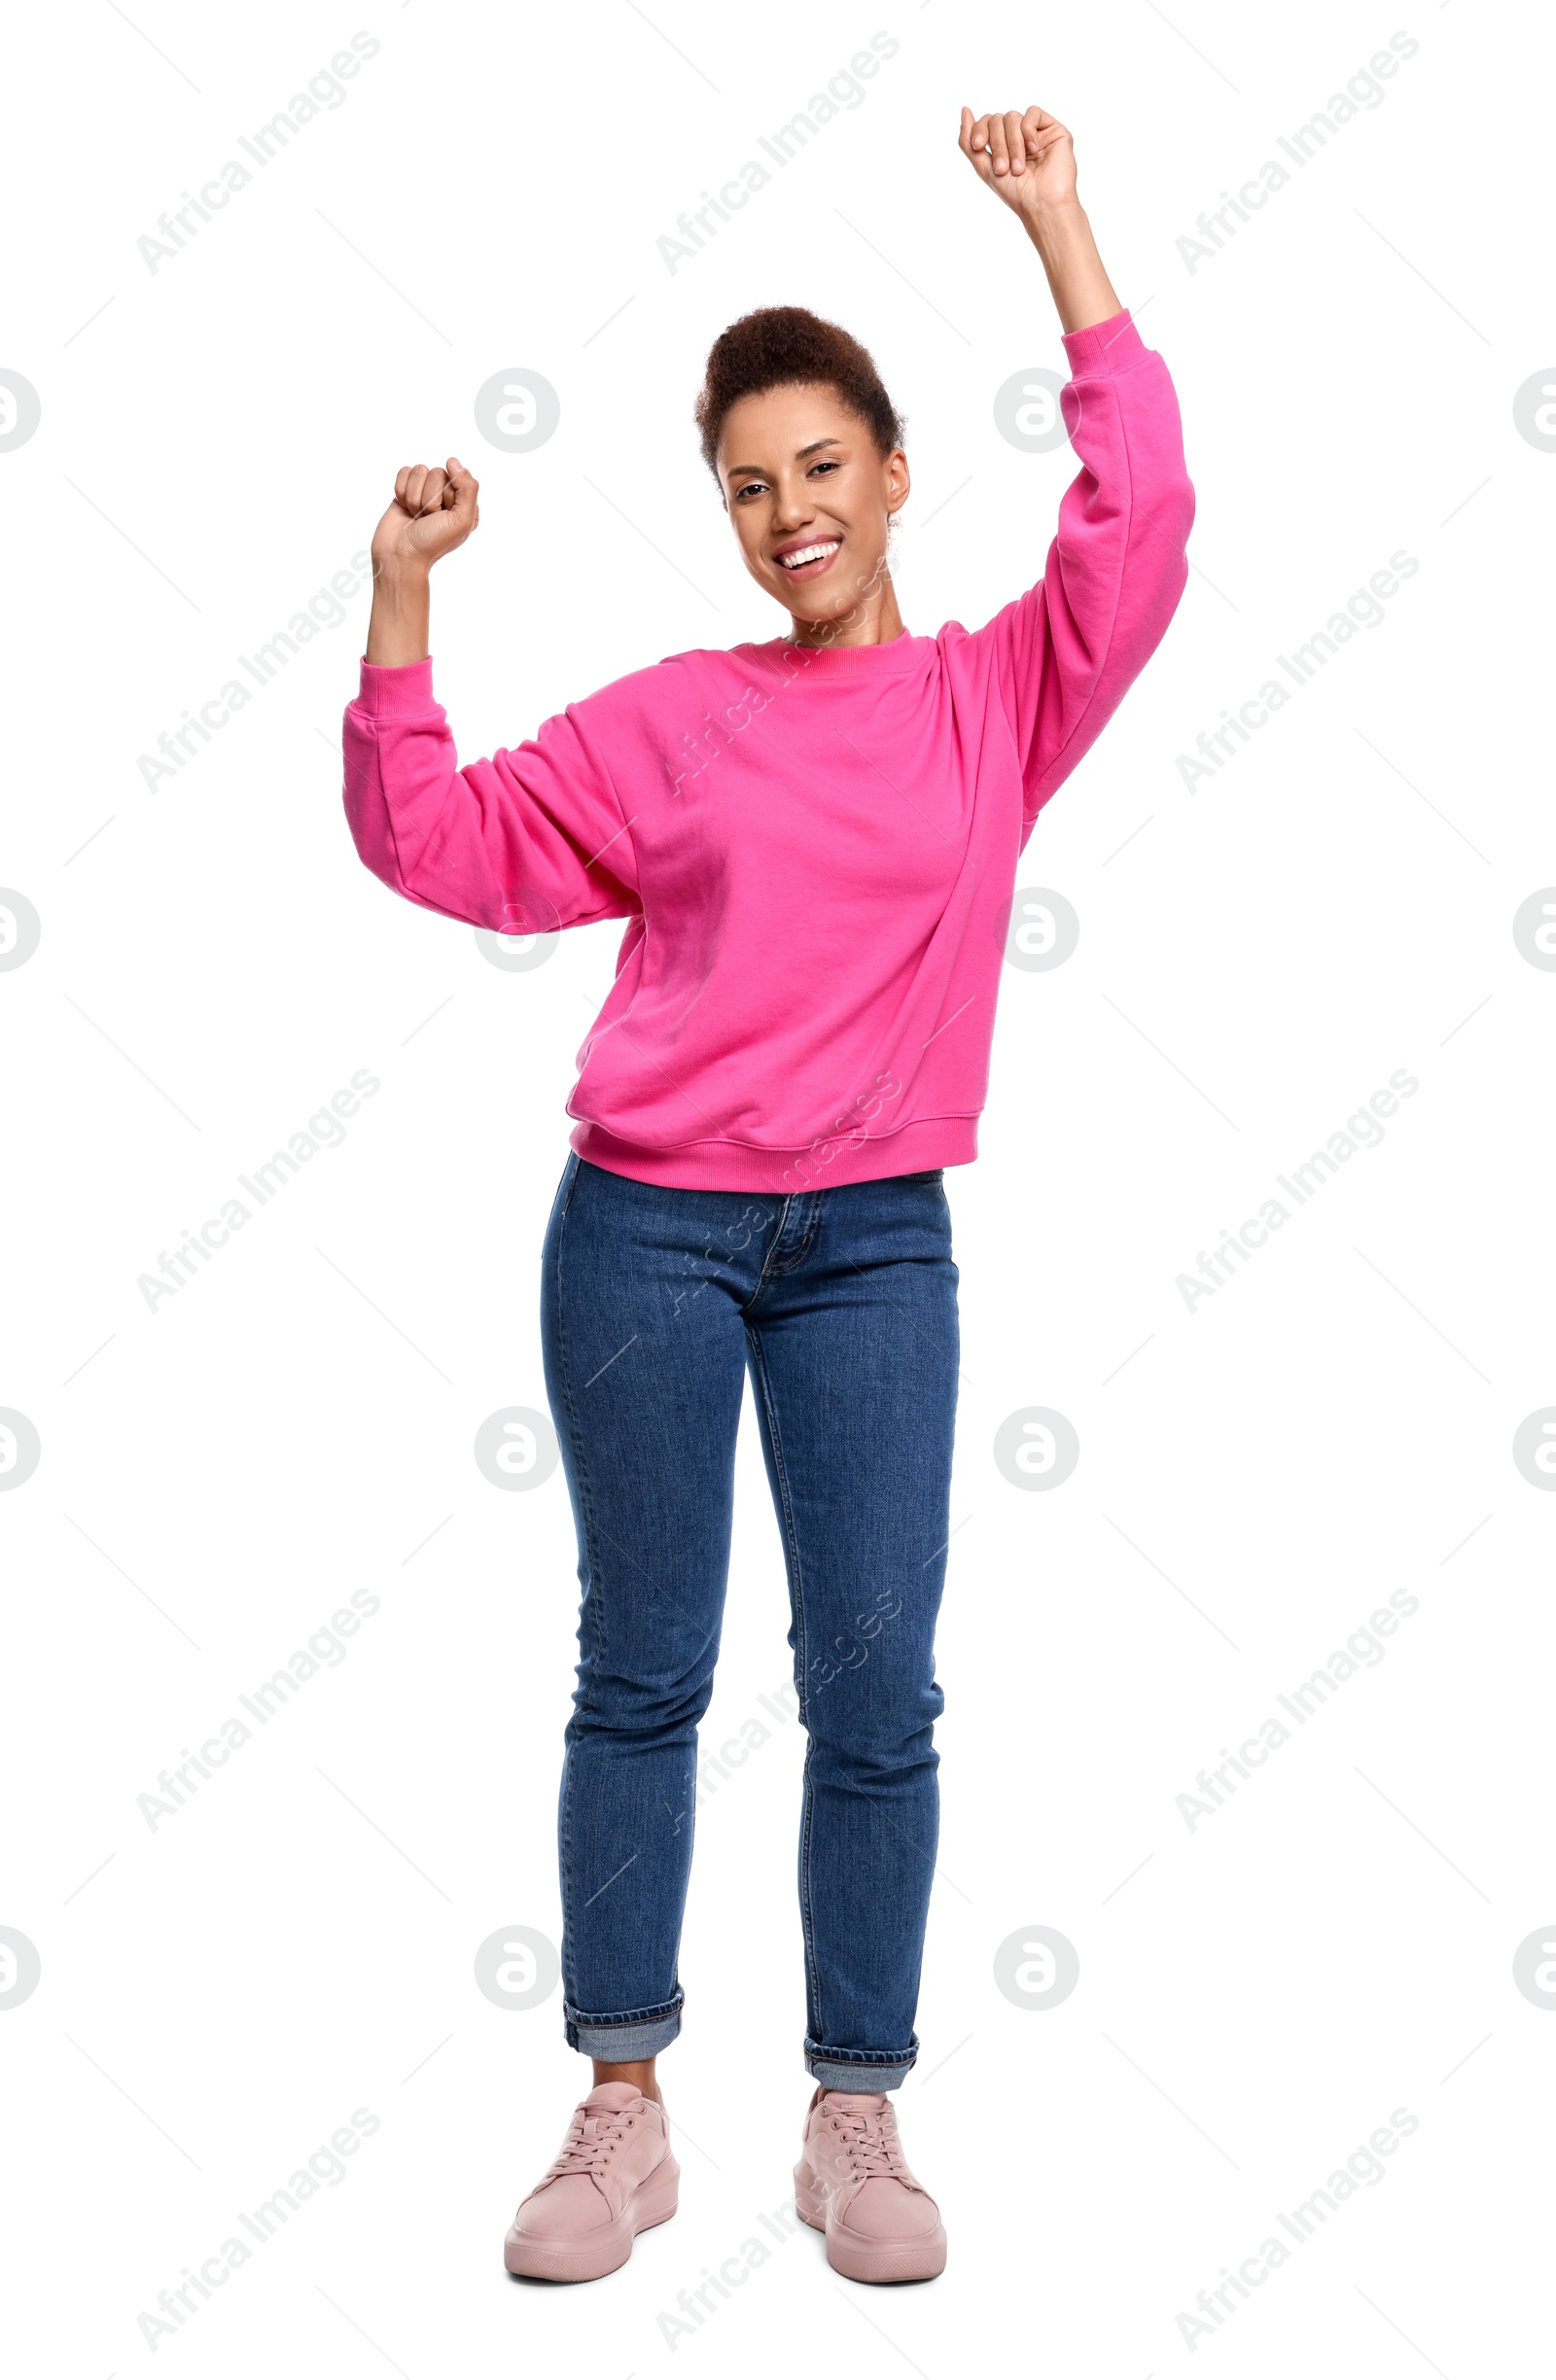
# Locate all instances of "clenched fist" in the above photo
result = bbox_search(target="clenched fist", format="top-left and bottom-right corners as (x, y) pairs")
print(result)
(371, 457), (480, 578)
(956, 103), (1118, 332)
(959, 106), (1078, 215)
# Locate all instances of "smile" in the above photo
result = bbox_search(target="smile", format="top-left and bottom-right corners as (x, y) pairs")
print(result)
(775, 539), (841, 578)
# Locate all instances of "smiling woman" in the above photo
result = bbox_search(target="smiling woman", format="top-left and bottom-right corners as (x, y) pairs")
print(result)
(340, 98), (1194, 2295)
(694, 306), (908, 633)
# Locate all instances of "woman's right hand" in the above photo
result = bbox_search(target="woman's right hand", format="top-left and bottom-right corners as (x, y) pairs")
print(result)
(370, 456), (479, 578)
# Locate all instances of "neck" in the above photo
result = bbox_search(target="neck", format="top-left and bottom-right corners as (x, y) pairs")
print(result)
(784, 571), (905, 651)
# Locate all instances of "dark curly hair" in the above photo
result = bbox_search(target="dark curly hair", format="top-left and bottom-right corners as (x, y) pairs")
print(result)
(693, 305), (905, 484)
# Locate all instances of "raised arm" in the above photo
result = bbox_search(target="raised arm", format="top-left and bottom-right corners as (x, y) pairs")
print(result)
(365, 456), (475, 666)
(343, 457), (640, 933)
(959, 103), (1121, 330)
(956, 106), (1194, 829)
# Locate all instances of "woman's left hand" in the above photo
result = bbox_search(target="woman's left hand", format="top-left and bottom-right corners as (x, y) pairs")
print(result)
(959, 105), (1078, 212)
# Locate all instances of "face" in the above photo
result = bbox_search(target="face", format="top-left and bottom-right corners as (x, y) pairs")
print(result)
(716, 382), (909, 627)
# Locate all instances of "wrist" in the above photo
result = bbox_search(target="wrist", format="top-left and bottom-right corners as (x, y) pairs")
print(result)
(365, 564), (431, 667)
(1017, 196), (1123, 333)
(371, 557), (431, 598)
(1019, 188), (1083, 219)
(1018, 192), (1087, 248)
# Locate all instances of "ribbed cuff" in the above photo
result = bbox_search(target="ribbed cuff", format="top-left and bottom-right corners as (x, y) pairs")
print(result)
(355, 656), (440, 717)
(1059, 308), (1145, 377)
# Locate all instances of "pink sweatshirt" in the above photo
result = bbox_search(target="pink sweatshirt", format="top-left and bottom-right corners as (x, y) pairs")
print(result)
(343, 310), (1192, 1193)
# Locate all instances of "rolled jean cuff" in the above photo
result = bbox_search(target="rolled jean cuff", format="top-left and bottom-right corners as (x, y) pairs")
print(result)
(805, 2037), (917, 2094)
(565, 1993), (683, 2060)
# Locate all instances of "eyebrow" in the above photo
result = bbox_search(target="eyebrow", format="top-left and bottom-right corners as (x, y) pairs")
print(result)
(724, 437), (842, 483)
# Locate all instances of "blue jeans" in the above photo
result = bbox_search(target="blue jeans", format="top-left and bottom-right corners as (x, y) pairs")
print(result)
(540, 1154), (960, 2091)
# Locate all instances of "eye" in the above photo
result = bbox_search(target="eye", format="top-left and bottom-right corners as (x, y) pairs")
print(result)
(809, 458), (840, 477)
(733, 478), (768, 502)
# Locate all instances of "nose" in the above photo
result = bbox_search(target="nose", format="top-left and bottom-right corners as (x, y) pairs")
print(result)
(769, 474), (814, 536)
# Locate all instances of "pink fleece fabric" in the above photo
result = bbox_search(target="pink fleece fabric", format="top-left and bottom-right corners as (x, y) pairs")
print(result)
(342, 310), (1192, 1193)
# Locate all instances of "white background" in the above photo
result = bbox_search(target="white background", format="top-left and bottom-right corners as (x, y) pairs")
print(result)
(4, 0), (1553, 2371)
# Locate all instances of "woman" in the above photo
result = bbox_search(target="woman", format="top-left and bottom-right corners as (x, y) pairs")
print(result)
(343, 103), (1192, 2288)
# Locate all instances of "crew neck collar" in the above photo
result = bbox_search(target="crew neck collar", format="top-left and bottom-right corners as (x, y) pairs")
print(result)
(750, 628), (926, 674)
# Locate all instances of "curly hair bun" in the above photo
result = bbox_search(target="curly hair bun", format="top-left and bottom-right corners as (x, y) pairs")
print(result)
(694, 306), (904, 480)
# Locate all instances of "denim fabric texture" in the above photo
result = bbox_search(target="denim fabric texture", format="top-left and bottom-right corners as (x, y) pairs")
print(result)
(540, 1153), (960, 2090)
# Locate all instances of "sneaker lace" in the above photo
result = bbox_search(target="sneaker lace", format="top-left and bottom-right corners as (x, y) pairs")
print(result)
(824, 2100), (910, 2186)
(541, 2102), (638, 2186)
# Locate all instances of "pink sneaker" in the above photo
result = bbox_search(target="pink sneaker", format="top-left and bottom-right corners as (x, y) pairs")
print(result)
(795, 2086), (946, 2283)
(504, 2082), (680, 2282)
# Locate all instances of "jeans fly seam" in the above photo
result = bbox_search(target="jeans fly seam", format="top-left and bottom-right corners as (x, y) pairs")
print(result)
(744, 1193), (792, 1311)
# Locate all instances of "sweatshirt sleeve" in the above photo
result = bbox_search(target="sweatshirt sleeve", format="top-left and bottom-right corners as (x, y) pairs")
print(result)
(341, 658), (641, 934)
(956, 310), (1194, 834)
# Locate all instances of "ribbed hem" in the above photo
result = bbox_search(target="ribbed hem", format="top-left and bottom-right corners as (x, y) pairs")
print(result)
(806, 2046), (916, 2093)
(354, 655), (440, 717)
(565, 1995), (684, 2059)
(567, 1114), (977, 1195)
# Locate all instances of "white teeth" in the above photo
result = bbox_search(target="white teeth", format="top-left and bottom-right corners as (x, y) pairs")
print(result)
(778, 540), (839, 570)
